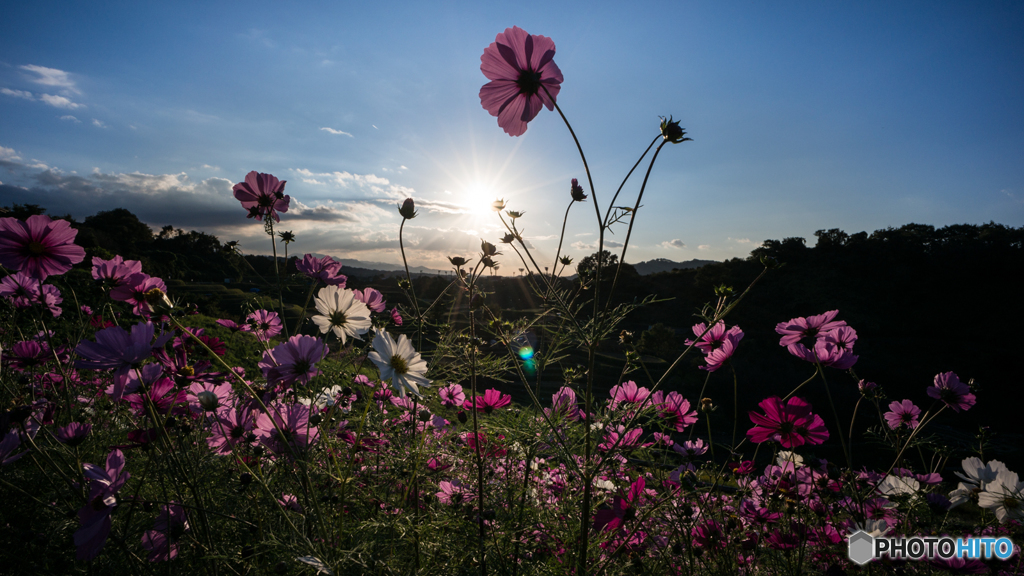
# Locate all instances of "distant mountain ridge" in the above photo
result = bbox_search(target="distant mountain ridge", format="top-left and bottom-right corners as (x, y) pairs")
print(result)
(629, 258), (716, 275)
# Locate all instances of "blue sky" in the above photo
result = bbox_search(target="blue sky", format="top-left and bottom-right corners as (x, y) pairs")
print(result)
(1, 1), (1022, 273)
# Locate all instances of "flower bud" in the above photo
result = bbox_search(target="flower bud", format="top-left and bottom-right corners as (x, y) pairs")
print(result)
(559, 256), (573, 266)
(457, 411), (468, 424)
(491, 199), (506, 212)
(505, 210), (524, 220)
(196, 390), (220, 412)
(448, 256), (468, 267)
(480, 240), (499, 257)
(500, 233), (516, 244)
(659, 115), (693, 144)
(571, 178), (588, 202)
(398, 198), (417, 219)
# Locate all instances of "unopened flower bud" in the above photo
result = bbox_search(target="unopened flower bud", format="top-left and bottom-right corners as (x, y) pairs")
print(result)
(197, 390), (220, 411)
(700, 397), (716, 412)
(559, 256), (573, 266)
(500, 233), (516, 244)
(398, 198), (417, 219)
(144, 287), (173, 310)
(457, 411), (468, 424)
(619, 330), (634, 345)
(309, 413), (322, 426)
(571, 178), (588, 202)
(418, 409), (431, 422)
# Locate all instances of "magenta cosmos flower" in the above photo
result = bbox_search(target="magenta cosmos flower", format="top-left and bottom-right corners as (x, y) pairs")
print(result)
(140, 503), (189, 562)
(232, 171), (290, 222)
(479, 26), (563, 137)
(775, 310), (849, 363)
(254, 401), (320, 456)
(0, 214), (86, 280)
(927, 371), (976, 412)
(242, 309), (284, 342)
(296, 254), (347, 286)
(91, 255), (142, 286)
(259, 335), (329, 388)
(464, 388), (512, 413)
(75, 322), (172, 377)
(110, 273), (168, 316)
(75, 449), (130, 561)
(884, 399), (921, 430)
(747, 396), (829, 448)
(608, 380), (650, 410)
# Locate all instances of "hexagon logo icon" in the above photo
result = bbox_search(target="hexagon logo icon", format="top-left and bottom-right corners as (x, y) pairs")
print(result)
(848, 530), (875, 565)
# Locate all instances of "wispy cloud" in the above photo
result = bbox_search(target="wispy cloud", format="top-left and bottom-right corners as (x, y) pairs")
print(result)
(39, 94), (84, 109)
(92, 119), (107, 128)
(661, 238), (686, 249)
(728, 237), (752, 244)
(60, 115), (81, 123)
(19, 65), (80, 94)
(1, 88), (34, 100)
(571, 241), (595, 251)
(698, 244), (711, 250)
(320, 127), (353, 137)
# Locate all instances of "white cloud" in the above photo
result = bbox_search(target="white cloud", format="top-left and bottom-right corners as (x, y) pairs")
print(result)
(92, 119), (107, 128)
(39, 94), (83, 109)
(698, 244), (711, 250)
(20, 65), (79, 94)
(572, 241), (596, 251)
(0, 146), (23, 161)
(661, 239), (686, 249)
(729, 237), (752, 244)
(1, 88), (34, 100)
(60, 115), (81, 123)
(320, 127), (353, 137)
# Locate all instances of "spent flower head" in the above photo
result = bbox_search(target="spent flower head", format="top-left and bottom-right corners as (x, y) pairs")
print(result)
(659, 115), (693, 144)
(571, 178), (588, 202)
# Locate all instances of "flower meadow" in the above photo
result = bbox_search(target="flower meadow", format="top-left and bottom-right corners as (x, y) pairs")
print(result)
(1, 26), (1022, 576)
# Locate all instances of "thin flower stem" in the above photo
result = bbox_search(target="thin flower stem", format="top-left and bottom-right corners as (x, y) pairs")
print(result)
(551, 200), (574, 275)
(811, 353), (851, 467)
(267, 220), (291, 339)
(467, 280), (487, 576)
(607, 140), (667, 304)
(602, 135), (661, 228)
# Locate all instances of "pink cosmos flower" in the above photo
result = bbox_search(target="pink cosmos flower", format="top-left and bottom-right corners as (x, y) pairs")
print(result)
(215, 318), (242, 331)
(593, 476), (645, 533)
(549, 386), (583, 421)
(232, 171), (290, 222)
(0, 214), (86, 280)
(464, 388), (512, 413)
(1, 431), (25, 465)
(884, 399), (921, 430)
(259, 335), (329, 388)
(438, 383), (466, 408)
(242, 309), (283, 342)
(747, 396), (829, 448)
(685, 321), (744, 371)
(296, 254), (347, 286)
(75, 322), (172, 378)
(56, 422), (92, 446)
(0, 271), (38, 307)
(651, 390), (698, 432)
(91, 255), (142, 286)
(74, 449), (130, 560)
(2, 340), (52, 371)
(126, 377), (188, 417)
(598, 425), (645, 451)
(0, 271), (62, 315)
(927, 371), (976, 412)
(110, 273), (168, 316)
(479, 26), (563, 137)
(390, 306), (403, 326)
(608, 380), (650, 410)
(207, 406), (255, 455)
(673, 439), (708, 458)
(254, 402), (320, 456)
(775, 310), (849, 363)
(353, 287), (386, 312)
(691, 520), (727, 550)
(436, 480), (475, 505)
(140, 503), (189, 562)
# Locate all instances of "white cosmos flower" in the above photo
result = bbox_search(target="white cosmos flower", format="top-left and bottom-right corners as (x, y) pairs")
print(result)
(311, 286), (371, 345)
(367, 331), (430, 397)
(955, 457), (1008, 491)
(977, 468), (1024, 523)
(877, 475), (921, 500)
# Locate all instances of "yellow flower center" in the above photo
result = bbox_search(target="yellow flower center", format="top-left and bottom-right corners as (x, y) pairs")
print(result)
(390, 354), (409, 375)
